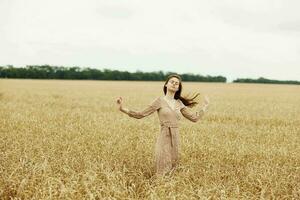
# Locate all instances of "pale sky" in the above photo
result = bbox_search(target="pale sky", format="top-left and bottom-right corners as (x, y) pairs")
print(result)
(1, 0), (300, 82)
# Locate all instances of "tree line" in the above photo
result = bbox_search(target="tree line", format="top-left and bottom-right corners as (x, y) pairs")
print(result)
(1, 65), (299, 85)
(0, 65), (226, 82)
(233, 77), (300, 85)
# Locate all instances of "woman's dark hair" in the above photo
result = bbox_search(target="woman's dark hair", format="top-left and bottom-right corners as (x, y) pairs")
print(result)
(163, 74), (200, 108)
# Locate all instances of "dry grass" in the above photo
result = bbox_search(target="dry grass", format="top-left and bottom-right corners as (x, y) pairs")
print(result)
(0, 79), (299, 199)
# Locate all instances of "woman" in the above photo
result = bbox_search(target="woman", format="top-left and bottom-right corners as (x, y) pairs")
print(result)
(116, 74), (209, 176)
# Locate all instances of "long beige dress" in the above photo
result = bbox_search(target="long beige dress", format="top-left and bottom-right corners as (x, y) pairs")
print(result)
(126, 96), (203, 175)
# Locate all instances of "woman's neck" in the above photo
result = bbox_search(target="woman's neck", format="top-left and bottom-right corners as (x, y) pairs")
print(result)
(165, 90), (175, 100)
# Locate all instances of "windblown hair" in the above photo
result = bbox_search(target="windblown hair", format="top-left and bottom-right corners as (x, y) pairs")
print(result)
(163, 74), (200, 108)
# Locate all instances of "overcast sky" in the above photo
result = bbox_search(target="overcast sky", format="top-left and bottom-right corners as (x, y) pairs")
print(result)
(1, 0), (300, 81)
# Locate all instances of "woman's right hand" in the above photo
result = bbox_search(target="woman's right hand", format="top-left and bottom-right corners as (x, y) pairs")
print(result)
(116, 96), (123, 110)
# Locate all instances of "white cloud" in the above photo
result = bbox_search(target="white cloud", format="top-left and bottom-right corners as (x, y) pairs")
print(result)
(1, 0), (300, 81)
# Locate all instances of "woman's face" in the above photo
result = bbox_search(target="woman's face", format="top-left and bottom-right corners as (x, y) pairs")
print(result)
(165, 77), (180, 92)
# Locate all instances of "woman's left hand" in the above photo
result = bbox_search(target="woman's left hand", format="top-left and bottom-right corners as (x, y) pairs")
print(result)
(204, 95), (209, 106)
(203, 95), (209, 112)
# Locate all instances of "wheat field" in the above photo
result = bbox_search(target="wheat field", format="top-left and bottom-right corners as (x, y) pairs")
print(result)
(0, 79), (299, 199)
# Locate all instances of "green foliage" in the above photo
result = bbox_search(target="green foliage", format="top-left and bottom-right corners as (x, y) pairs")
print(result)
(233, 77), (300, 85)
(0, 65), (226, 82)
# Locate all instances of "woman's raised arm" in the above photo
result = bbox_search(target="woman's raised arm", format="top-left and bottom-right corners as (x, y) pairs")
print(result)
(179, 96), (209, 122)
(117, 96), (161, 119)
(180, 107), (205, 122)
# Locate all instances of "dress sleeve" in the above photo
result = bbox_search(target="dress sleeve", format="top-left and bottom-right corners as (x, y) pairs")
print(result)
(179, 100), (204, 122)
(180, 107), (204, 122)
(127, 97), (161, 119)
